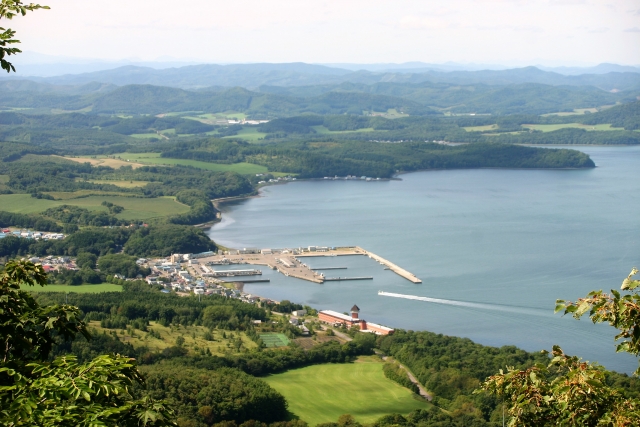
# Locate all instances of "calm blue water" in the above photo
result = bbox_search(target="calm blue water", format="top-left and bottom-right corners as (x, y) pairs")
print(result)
(208, 146), (640, 373)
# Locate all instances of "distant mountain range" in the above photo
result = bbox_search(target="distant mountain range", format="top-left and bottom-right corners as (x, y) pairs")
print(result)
(2, 62), (639, 92)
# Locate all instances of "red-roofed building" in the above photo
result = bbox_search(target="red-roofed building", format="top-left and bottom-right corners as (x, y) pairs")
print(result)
(318, 305), (394, 335)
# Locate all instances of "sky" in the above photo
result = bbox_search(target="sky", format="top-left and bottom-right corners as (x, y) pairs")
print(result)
(7, 0), (640, 66)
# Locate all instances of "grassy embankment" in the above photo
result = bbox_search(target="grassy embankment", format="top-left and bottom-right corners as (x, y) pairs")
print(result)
(0, 194), (189, 221)
(264, 356), (429, 424)
(85, 320), (257, 355)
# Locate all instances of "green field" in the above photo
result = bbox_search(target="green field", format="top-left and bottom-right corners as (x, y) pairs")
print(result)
(222, 126), (267, 142)
(0, 175), (9, 184)
(259, 333), (291, 348)
(0, 194), (189, 220)
(82, 179), (151, 188)
(522, 123), (624, 132)
(21, 283), (123, 293)
(311, 126), (376, 134)
(264, 357), (428, 424)
(110, 152), (271, 174)
(463, 124), (498, 132)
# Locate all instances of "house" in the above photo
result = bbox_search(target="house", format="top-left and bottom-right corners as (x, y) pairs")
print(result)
(292, 309), (307, 317)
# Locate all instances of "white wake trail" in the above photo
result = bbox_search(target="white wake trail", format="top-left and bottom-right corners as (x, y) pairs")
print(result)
(378, 291), (550, 317)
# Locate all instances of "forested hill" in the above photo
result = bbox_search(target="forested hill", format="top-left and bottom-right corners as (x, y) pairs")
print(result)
(5, 63), (640, 91)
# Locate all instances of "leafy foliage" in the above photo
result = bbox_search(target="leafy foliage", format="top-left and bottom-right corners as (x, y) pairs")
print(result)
(556, 268), (640, 375)
(479, 346), (639, 426)
(0, 1), (49, 73)
(0, 260), (176, 426)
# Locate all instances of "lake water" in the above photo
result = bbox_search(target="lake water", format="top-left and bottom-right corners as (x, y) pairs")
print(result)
(208, 146), (640, 374)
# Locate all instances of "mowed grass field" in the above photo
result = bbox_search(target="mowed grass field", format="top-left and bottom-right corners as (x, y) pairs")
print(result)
(110, 152), (271, 174)
(21, 283), (123, 293)
(264, 356), (429, 424)
(0, 194), (189, 220)
(222, 126), (267, 142)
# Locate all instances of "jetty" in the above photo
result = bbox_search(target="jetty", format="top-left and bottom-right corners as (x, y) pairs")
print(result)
(312, 267), (348, 270)
(324, 276), (373, 281)
(355, 247), (422, 283)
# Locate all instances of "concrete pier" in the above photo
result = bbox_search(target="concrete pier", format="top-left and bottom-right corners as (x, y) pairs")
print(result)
(355, 246), (422, 284)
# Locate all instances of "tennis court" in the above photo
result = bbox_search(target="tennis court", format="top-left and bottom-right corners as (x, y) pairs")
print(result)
(260, 333), (291, 348)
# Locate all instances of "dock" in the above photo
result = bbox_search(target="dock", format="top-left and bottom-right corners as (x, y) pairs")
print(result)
(324, 276), (373, 281)
(312, 267), (348, 270)
(355, 246), (422, 283)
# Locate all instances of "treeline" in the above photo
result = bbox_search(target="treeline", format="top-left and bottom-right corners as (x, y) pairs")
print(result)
(0, 223), (216, 260)
(382, 362), (420, 394)
(159, 139), (594, 179)
(375, 329), (640, 424)
(0, 211), (62, 232)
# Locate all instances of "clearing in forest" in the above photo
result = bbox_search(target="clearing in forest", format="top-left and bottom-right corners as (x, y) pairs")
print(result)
(264, 357), (428, 424)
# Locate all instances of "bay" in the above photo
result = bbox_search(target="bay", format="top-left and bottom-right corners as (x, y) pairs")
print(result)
(208, 146), (640, 373)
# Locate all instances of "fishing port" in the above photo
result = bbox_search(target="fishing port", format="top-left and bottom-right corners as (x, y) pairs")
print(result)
(187, 246), (421, 285)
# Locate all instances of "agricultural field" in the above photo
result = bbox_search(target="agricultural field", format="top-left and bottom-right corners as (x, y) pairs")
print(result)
(264, 356), (428, 424)
(223, 126), (267, 142)
(0, 194), (189, 220)
(311, 126), (376, 134)
(59, 155), (147, 169)
(0, 174), (9, 184)
(21, 283), (122, 293)
(111, 152), (275, 174)
(80, 179), (151, 188)
(463, 124), (499, 132)
(521, 123), (623, 132)
(86, 321), (257, 356)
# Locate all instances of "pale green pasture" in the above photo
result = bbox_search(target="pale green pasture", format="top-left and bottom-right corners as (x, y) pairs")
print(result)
(81, 179), (151, 188)
(21, 284), (123, 293)
(0, 175), (8, 184)
(223, 127), (267, 141)
(110, 152), (271, 174)
(130, 133), (162, 139)
(463, 124), (498, 132)
(522, 123), (624, 132)
(0, 194), (189, 220)
(311, 126), (376, 134)
(264, 357), (428, 424)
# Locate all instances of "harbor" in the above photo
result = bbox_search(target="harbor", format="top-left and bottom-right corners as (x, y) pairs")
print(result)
(189, 245), (421, 285)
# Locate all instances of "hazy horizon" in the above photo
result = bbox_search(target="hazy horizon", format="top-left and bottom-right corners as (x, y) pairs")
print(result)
(8, 0), (640, 68)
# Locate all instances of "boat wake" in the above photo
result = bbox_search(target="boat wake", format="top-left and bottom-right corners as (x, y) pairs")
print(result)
(378, 291), (550, 317)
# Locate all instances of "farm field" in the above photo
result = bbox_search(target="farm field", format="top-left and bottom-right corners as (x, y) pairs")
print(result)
(222, 126), (267, 142)
(59, 155), (147, 169)
(85, 321), (257, 356)
(0, 194), (189, 220)
(522, 123), (623, 132)
(264, 356), (428, 424)
(110, 152), (278, 175)
(311, 126), (376, 134)
(21, 283), (122, 293)
(81, 179), (151, 188)
(0, 175), (10, 184)
(463, 124), (499, 132)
